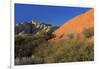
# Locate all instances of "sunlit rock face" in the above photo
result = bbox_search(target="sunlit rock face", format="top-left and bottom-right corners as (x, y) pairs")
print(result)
(15, 20), (53, 35)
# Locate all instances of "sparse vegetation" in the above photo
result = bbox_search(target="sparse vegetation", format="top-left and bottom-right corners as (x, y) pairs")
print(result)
(33, 39), (94, 63)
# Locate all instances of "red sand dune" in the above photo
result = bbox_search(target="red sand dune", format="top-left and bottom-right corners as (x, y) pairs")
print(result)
(52, 9), (94, 40)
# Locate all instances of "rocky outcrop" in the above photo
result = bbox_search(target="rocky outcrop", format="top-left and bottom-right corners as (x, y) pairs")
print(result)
(15, 20), (52, 35)
(32, 20), (52, 33)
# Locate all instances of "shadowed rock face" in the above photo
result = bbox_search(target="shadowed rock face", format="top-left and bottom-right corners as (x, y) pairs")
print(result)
(15, 20), (52, 35)
(51, 9), (94, 40)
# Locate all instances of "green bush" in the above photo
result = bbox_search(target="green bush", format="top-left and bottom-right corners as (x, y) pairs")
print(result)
(15, 34), (49, 59)
(67, 33), (74, 39)
(83, 28), (94, 38)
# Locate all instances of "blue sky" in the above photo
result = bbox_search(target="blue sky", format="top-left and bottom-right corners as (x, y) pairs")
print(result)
(15, 3), (91, 26)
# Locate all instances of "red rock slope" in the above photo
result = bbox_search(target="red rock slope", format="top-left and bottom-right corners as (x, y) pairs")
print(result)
(52, 9), (94, 40)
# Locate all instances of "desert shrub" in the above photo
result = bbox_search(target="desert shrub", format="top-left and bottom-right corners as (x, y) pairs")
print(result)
(15, 34), (49, 59)
(15, 45), (33, 58)
(67, 33), (74, 39)
(83, 28), (94, 38)
(33, 39), (94, 64)
(47, 34), (56, 40)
